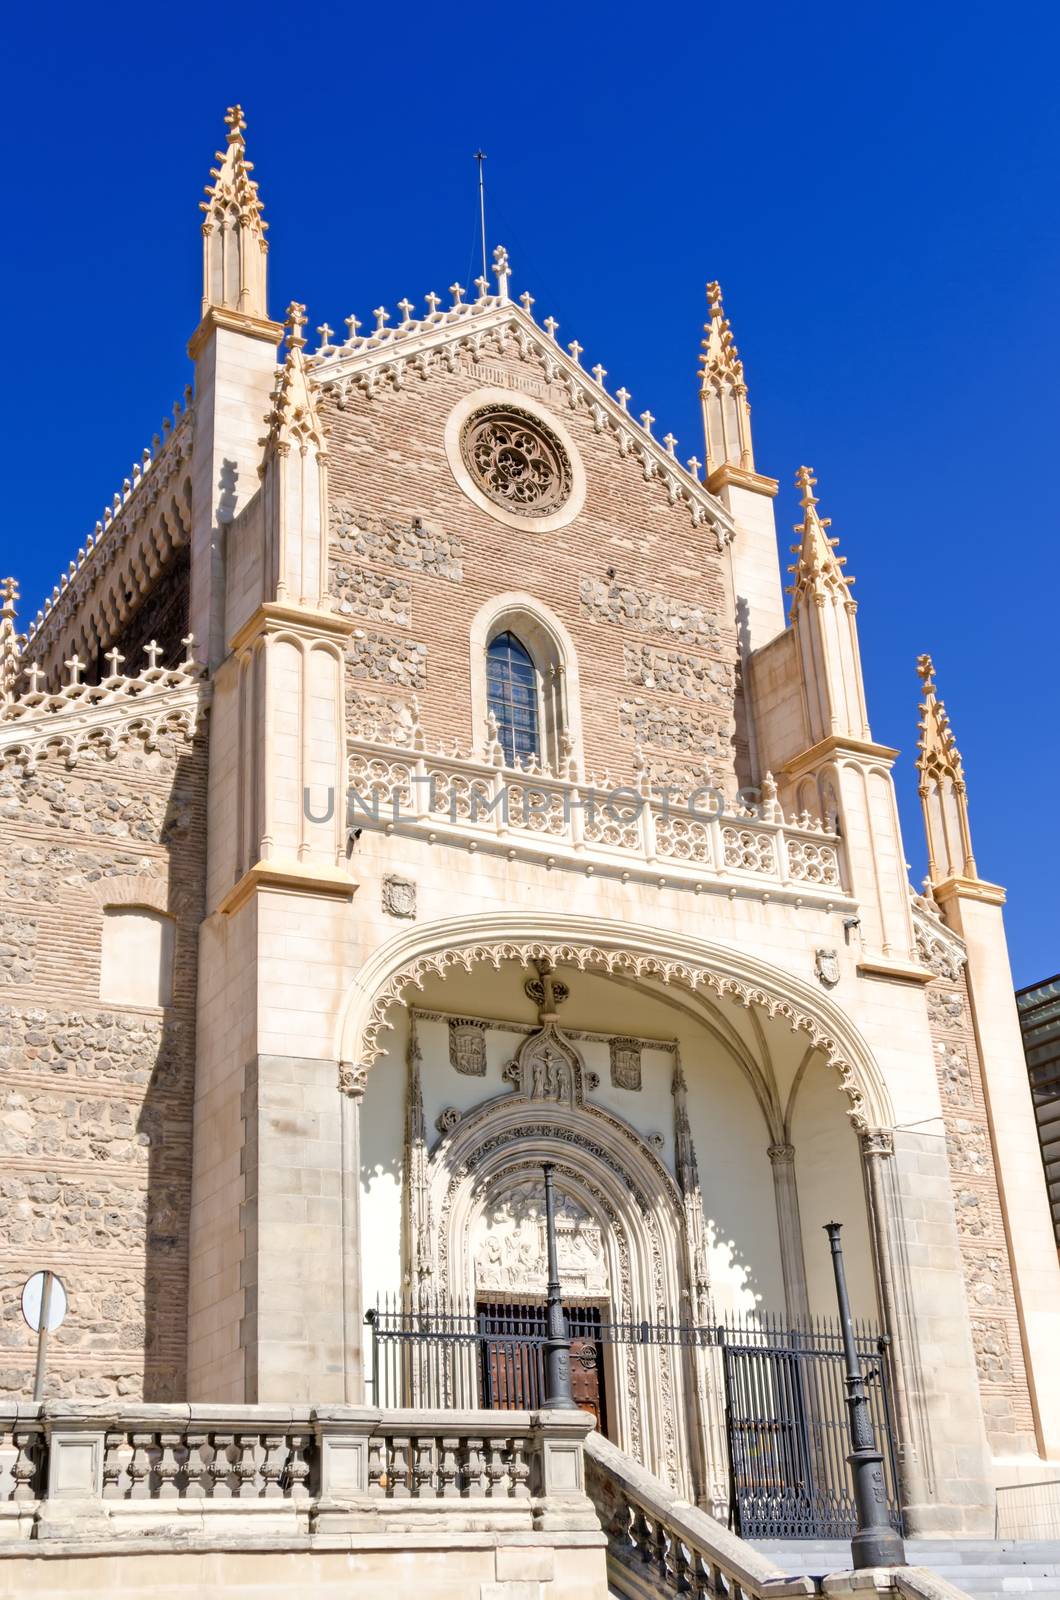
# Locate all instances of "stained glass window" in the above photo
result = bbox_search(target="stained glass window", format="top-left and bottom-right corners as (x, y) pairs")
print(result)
(486, 631), (539, 766)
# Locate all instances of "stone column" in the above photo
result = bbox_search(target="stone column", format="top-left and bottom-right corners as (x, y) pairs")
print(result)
(340, 1065), (366, 1403)
(859, 1128), (925, 1522)
(767, 1143), (811, 1324)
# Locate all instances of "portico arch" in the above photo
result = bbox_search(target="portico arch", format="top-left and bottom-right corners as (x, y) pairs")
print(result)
(336, 910), (894, 1130)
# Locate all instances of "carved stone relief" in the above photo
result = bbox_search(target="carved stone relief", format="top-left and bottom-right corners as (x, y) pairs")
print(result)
(609, 1036), (642, 1091)
(382, 875), (416, 918)
(502, 1020), (587, 1106)
(473, 1178), (608, 1296)
(448, 1018), (487, 1076)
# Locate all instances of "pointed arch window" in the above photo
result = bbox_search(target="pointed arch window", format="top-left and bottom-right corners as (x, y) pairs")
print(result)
(486, 631), (539, 767)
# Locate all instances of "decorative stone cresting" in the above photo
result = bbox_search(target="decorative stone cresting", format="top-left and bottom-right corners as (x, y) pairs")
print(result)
(310, 247), (731, 541)
(343, 935), (878, 1128)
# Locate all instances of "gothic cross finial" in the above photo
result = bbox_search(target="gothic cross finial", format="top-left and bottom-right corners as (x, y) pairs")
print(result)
(591, 363), (607, 386)
(104, 646), (125, 679)
(543, 315), (559, 340)
(519, 290), (535, 316)
(23, 661), (45, 695)
(449, 283), (465, 306)
(143, 640), (162, 672)
(425, 291), (441, 316)
(373, 306), (390, 331)
(663, 432), (677, 456)
(224, 104), (247, 144)
(640, 410), (655, 434)
(917, 653), (936, 693)
(316, 322), (334, 353)
(686, 455), (702, 479)
(397, 297), (415, 324)
(182, 633), (196, 664)
(616, 386), (630, 410)
(64, 653), (85, 687)
(344, 313), (362, 342)
(285, 302), (307, 350)
(473, 275), (489, 301)
(492, 244), (511, 301)
(0, 577), (16, 620)
(796, 464), (818, 510)
(567, 340), (583, 365)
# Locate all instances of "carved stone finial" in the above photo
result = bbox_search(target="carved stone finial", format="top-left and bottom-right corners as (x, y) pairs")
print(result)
(787, 465), (854, 614)
(0, 577), (21, 705)
(200, 105), (269, 320)
(285, 301), (307, 350)
(916, 652), (977, 881)
(492, 245), (511, 302)
(224, 104), (247, 144)
(698, 279), (754, 472)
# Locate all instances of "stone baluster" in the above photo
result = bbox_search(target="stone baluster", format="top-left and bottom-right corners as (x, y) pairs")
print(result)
(233, 1433), (259, 1496)
(11, 1430), (41, 1501)
(127, 1431), (155, 1498)
(439, 1436), (461, 1497)
(156, 1433), (183, 1498)
(367, 1435), (387, 1495)
(260, 1434), (286, 1498)
(183, 1432), (210, 1497)
(509, 1435), (531, 1499)
(210, 1433), (235, 1497)
(412, 1435), (435, 1497)
(486, 1438), (507, 1497)
(462, 1436), (485, 1495)
(101, 1430), (128, 1498)
(287, 1431), (313, 1499)
(388, 1435), (410, 1496)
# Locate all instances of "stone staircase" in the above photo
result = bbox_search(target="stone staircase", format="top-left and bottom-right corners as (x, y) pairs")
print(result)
(756, 1540), (1060, 1600)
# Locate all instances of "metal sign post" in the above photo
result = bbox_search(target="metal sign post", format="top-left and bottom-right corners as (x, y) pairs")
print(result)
(21, 1270), (68, 1401)
(824, 1223), (906, 1568)
(541, 1164), (577, 1409)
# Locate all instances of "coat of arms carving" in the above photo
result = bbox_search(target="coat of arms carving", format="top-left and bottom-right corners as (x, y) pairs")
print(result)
(609, 1036), (642, 1090)
(448, 1018), (487, 1077)
(815, 948), (840, 988)
(381, 875), (416, 918)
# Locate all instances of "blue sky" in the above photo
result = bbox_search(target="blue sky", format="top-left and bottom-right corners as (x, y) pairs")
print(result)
(3, 0), (1056, 983)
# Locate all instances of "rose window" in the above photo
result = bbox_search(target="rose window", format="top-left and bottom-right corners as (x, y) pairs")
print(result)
(460, 406), (572, 517)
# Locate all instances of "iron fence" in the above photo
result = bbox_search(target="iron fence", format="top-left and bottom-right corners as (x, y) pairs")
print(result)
(364, 1298), (903, 1541)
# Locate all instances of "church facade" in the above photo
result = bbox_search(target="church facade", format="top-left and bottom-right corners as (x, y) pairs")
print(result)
(1, 105), (1058, 1544)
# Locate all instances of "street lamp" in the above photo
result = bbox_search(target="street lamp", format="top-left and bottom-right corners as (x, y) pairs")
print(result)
(825, 1222), (906, 1568)
(541, 1164), (577, 1409)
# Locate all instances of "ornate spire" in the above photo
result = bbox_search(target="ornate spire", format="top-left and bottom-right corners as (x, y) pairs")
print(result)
(261, 303), (327, 457)
(787, 467), (855, 611)
(0, 578), (21, 706)
(698, 281), (754, 475)
(259, 304), (330, 608)
(786, 468), (870, 743)
(916, 654), (978, 883)
(200, 104), (270, 320)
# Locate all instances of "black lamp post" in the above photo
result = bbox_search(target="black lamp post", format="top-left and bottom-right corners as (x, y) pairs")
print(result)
(825, 1222), (906, 1568)
(541, 1163), (577, 1409)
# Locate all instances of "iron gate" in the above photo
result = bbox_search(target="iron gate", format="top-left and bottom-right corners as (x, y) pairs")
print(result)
(365, 1299), (904, 1539)
(718, 1313), (904, 1540)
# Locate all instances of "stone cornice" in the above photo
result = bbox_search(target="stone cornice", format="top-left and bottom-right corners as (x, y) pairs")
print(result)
(932, 874), (1007, 908)
(856, 957), (934, 987)
(229, 600), (356, 655)
(217, 858), (358, 917)
(187, 305), (285, 360)
(780, 734), (899, 778)
(706, 463), (779, 498)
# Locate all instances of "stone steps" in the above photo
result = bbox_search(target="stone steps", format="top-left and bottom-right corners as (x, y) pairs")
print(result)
(754, 1540), (1060, 1600)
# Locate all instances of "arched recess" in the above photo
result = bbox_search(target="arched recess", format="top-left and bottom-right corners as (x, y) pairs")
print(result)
(420, 1084), (700, 1493)
(467, 591), (584, 775)
(336, 911), (894, 1132)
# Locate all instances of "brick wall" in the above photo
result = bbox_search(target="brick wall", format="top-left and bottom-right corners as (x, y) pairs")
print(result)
(0, 725), (207, 1401)
(320, 330), (743, 794)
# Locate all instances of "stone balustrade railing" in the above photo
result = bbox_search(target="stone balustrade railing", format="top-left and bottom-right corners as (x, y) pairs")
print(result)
(348, 733), (851, 905)
(0, 1403), (599, 1542)
(584, 1431), (811, 1600)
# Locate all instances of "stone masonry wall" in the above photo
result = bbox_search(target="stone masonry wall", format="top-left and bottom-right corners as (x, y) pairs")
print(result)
(925, 959), (1037, 1455)
(0, 724), (207, 1401)
(321, 326), (742, 788)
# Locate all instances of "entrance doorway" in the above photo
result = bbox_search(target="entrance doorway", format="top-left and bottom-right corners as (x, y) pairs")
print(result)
(475, 1300), (608, 1433)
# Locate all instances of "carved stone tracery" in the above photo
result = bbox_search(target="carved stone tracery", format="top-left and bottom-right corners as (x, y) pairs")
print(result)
(460, 406), (572, 517)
